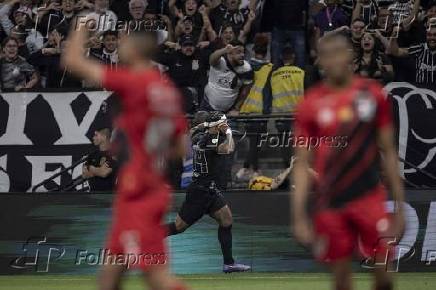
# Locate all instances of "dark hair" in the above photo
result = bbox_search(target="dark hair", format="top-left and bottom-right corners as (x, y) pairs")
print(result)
(253, 34), (268, 56)
(96, 128), (112, 140)
(192, 111), (210, 127)
(352, 18), (365, 24)
(2, 36), (19, 48)
(102, 30), (119, 39)
(355, 33), (384, 78)
(229, 39), (244, 48)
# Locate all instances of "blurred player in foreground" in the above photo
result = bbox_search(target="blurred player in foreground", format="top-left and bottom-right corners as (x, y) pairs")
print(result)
(291, 33), (405, 290)
(166, 111), (251, 273)
(62, 26), (188, 290)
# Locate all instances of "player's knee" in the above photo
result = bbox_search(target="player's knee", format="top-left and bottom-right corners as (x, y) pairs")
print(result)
(175, 219), (189, 233)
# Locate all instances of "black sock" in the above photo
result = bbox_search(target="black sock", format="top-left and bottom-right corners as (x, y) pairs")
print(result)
(218, 225), (234, 265)
(166, 222), (179, 236)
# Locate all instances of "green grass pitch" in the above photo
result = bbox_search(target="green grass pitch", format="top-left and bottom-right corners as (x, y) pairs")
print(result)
(1, 273), (436, 290)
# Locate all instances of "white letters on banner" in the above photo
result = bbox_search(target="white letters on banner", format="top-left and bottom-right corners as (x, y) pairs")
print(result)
(25, 156), (73, 192)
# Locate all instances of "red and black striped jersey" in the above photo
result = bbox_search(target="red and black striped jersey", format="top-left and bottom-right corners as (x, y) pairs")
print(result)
(294, 77), (393, 209)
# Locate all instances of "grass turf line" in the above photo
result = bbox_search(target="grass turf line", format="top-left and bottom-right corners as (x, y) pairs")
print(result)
(0, 273), (435, 290)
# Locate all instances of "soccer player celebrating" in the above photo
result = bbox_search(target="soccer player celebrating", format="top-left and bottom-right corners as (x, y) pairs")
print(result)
(166, 111), (251, 273)
(291, 33), (405, 290)
(62, 25), (188, 290)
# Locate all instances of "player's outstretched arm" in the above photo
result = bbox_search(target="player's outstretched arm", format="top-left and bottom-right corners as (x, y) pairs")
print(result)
(61, 23), (104, 85)
(217, 124), (235, 154)
(291, 146), (314, 246)
(378, 126), (405, 238)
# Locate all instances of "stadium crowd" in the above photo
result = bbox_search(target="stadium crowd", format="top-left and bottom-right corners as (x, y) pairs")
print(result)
(0, 0), (435, 188)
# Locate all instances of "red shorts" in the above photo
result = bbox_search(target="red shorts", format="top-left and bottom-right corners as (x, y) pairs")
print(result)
(313, 186), (392, 263)
(105, 187), (170, 271)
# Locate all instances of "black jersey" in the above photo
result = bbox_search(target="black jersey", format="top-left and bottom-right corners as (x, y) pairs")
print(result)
(191, 131), (227, 185)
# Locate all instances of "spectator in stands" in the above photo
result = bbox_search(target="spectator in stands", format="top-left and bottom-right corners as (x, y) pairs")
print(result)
(237, 34), (271, 181)
(89, 30), (119, 69)
(82, 128), (117, 192)
(202, 40), (253, 113)
(210, 0), (250, 35)
(389, 25), (436, 84)
(0, 3), (44, 56)
(53, 0), (80, 37)
(354, 31), (394, 83)
(84, 0), (118, 33)
(270, 0), (307, 69)
(314, 0), (349, 36)
(351, 0), (379, 25)
(271, 46), (304, 168)
(157, 34), (209, 113)
(0, 37), (39, 91)
(388, 0), (415, 25)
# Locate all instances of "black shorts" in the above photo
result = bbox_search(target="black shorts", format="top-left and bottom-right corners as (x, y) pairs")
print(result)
(178, 182), (227, 225)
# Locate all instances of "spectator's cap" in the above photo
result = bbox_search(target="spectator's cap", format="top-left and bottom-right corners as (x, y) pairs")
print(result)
(179, 34), (195, 47)
(206, 112), (227, 128)
(14, 7), (33, 19)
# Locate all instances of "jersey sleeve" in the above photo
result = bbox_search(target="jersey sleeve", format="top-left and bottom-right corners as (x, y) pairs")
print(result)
(102, 67), (132, 96)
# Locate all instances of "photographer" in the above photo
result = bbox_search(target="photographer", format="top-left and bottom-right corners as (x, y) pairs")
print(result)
(82, 128), (117, 192)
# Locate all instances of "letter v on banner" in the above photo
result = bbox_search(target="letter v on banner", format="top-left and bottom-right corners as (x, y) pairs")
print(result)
(43, 92), (112, 145)
(0, 93), (38, 145)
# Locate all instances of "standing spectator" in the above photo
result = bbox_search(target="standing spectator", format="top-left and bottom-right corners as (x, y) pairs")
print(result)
(354, 32), (394, 83)
(89, 30), (119, 69)
(210, 0), (250, 35)
(270, 0), (307, 69)
(237, 34), (271, 180)
(352, 0), (379, 25)
(389, 25), (436, 84)
(84, 0), (118, 33)
(157, 34), (209, 113)
(0, 37), (39, 91)
(127, 0), (147, 31)
(271, 46), (304, 168)
(54, 0), (80, 37)
(314, 0), (349, 37)
(388, 0), (415, 25)
(202, 40), (253, 113)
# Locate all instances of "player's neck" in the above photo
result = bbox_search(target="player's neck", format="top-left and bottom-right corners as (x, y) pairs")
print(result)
(324, 75), (353, 91)
(129, 59), (153, 71)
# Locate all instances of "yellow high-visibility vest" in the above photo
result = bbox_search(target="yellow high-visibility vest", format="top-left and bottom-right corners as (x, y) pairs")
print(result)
(240, 63), (273, 114)
(271, 65), (304, 113)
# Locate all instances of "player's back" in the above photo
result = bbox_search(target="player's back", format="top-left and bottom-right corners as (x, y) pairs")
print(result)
(103, 67), (186, 197)
(295, 77), (392, 208)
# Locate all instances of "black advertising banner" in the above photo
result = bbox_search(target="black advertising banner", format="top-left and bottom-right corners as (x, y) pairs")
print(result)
(0, 191), (435, 274)
(0, 83), (436, 192)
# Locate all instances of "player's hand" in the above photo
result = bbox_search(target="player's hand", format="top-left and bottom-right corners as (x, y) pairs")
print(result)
(218, 123), (230, 134)
(293, 218), (314, 247)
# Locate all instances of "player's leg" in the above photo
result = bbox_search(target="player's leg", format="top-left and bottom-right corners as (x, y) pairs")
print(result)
(209, 195), (251, 273)
(166, 214), (190, 236)
(98, 263), (125, 290)
(143, 264), (188, 290)
(210, 205), (234, 265)
(373, 267), (393, 290)
(330, 258), (353, 290)
(166, 187), (207, 236)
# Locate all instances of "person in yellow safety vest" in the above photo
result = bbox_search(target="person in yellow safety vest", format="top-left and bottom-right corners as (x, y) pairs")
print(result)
(271, 46), (305, 113)
(237, 34), (271, 181)
(273, 46), (305, 168)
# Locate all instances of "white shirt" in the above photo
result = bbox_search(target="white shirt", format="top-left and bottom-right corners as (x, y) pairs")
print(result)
(205, 57), (252, 112)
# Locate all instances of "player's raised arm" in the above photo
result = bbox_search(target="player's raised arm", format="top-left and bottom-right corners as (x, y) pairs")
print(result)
(291, 146), (314, 246)
(61, 22), (104, 85)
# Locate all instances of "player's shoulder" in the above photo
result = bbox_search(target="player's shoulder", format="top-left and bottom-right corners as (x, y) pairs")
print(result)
(355, 77), (387, 99)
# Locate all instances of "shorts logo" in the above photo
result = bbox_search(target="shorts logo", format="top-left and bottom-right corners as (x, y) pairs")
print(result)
(120, 231), (140, 256)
